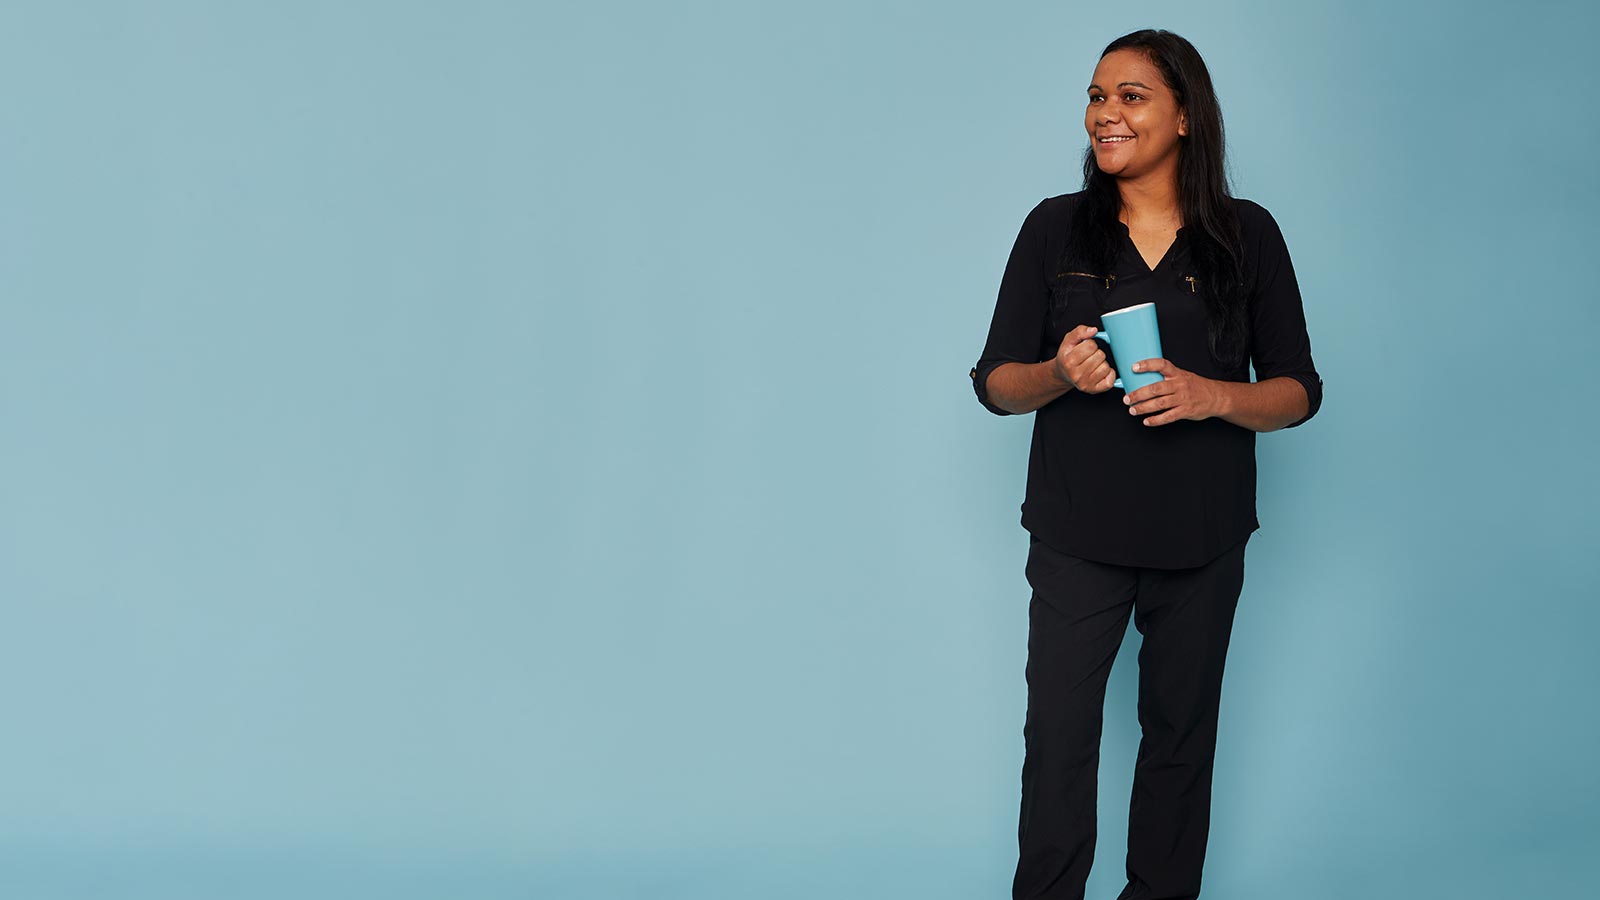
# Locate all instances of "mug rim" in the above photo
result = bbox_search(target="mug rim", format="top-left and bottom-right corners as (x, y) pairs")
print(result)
(1102, 302), (1155, 318)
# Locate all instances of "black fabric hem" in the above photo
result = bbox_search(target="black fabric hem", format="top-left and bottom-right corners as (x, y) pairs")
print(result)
(1022, 513), (1258, 571)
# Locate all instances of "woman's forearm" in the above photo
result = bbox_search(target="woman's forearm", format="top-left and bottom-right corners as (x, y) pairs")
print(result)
(1212, 376), (1309, 432)
(989, 361), (1308, 429)
(985, 361), (1074, 415)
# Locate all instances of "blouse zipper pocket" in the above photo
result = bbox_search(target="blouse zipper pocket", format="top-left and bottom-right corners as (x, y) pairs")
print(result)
(1184, 275), (1197, 293)
(1058, 271), (1116, 289)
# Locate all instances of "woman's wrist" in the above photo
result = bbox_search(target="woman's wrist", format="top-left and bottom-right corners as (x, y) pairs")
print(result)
(1049, 358), (1076, 392)
(1211, 377), (1308, 432)
(1207, 377), (1237, 421)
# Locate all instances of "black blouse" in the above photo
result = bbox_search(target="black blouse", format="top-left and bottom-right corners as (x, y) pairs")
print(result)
(970, 191), (1323, 569)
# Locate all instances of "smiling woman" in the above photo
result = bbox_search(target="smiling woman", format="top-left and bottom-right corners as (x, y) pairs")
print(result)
(968, 28), (1324, 900)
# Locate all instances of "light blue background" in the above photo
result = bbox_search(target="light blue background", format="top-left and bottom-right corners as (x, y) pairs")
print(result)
(2, 1), (1595, 898)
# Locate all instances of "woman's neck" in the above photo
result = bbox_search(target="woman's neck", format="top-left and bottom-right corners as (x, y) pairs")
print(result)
(1115, 173), (1182, 230)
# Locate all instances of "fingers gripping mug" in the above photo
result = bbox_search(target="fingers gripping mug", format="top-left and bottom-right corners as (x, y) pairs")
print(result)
(1094, 302), (1165, 393)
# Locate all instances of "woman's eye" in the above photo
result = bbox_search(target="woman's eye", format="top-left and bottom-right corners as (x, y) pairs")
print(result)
(1124, 93), (1142, 102)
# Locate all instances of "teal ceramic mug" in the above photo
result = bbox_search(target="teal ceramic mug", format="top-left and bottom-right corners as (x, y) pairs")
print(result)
(1094, 302), (1165, 392)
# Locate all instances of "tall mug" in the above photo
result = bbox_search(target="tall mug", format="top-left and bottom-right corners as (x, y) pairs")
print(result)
(1094, 302), (1165, 393)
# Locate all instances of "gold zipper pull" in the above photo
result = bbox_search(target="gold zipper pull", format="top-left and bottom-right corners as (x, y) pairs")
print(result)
(1184, 275), (1196, 293)
(1105, 274), (1115, 290)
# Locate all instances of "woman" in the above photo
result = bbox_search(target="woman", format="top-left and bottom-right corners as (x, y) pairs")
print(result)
(969, 29), (1323, 900)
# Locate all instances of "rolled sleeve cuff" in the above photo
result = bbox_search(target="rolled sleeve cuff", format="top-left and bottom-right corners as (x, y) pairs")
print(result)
(970, 359), (1017, 416)
(1278, 372), (1323, 429)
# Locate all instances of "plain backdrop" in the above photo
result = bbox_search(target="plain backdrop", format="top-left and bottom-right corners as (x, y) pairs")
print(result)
(2, 1), (1596, 898)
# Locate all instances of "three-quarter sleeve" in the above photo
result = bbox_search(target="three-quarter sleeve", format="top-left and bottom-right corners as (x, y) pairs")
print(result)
(971, 199), (1050, 416)
(1245, 204), (1323, 428)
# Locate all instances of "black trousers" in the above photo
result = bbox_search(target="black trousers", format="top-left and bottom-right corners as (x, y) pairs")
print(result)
(1013, 534), (1248, 900)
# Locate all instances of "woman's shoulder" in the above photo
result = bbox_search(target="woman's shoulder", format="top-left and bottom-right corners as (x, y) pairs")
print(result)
(1018, 190), (1086, 236)
(1042, 190), (1087, 217)
(1230, 197), (1286, 241)
(1228, 196), (1297, 267)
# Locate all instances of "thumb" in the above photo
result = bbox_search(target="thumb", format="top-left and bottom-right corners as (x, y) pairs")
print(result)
(1066, 324), (1098, 344)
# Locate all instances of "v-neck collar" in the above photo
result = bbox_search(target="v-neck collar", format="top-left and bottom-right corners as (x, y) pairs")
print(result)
(1117, 220), (1186, 274)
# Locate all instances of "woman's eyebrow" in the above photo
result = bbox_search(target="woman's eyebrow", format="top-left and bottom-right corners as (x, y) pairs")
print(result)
(1086, 81), (1155, 92)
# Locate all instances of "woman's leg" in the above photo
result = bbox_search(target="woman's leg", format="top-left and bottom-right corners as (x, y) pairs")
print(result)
(1116, 538), (1249, 900)
(1014, 537), (1139, 900)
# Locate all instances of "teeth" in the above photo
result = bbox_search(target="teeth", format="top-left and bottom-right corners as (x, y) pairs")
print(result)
(1099, 136), (1132, 142)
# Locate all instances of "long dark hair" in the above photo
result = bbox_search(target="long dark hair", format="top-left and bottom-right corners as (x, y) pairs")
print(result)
(1062, 29), (1248, 369)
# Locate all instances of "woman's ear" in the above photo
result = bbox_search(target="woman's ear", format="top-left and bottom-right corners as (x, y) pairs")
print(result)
(1178, 110), (1189, 137)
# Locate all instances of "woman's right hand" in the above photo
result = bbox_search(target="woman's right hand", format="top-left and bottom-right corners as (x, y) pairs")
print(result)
(1054, 324), (1117, 394)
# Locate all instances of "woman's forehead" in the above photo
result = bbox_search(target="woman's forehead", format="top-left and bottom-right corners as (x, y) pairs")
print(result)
(1089, 49), (1167, 91)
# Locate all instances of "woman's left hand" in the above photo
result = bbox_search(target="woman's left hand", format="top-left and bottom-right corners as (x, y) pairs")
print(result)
(1123, 358), (1228, 426)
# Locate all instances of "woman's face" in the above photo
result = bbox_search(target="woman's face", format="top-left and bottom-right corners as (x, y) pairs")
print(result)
(1084, 48), (1188, 181)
